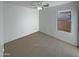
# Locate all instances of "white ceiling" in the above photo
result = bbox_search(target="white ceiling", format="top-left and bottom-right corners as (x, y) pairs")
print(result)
(4, 1), (72, 8)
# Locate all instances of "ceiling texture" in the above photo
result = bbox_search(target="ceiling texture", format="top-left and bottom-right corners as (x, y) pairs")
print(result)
(4, 1), (72, 9)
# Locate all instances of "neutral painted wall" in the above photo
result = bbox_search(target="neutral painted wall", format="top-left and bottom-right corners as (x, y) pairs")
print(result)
(0, 1), (4, 57)
(77, 2), (79, 47)
(4, 3), (39, 43)
(39, 2), (78, 46)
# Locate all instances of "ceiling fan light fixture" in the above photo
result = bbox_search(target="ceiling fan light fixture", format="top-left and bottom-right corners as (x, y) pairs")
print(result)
(37, 7), (42, 10)
(32, 1), (49, 11)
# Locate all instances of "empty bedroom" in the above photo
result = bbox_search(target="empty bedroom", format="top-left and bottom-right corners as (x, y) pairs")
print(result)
(0, 1), (79, 57)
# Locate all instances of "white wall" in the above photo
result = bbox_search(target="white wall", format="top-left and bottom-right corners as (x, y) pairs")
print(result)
(0, 1), (4, 57)
(39, 2), (78, 46)
(4, 3), (39, 43)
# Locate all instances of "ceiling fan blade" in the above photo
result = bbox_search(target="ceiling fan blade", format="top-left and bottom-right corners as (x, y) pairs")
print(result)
(43, 3), (49, 7)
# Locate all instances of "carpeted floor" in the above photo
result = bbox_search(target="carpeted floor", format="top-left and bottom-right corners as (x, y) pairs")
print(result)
(4, 32), (79, 57)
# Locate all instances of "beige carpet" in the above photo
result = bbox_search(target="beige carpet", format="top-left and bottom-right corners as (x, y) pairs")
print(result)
(4, 32), (79, 57)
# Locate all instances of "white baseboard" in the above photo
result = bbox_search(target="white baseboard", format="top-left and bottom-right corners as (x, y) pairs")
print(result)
(4, 31), (39, 44)
(39, 31), (77, 46)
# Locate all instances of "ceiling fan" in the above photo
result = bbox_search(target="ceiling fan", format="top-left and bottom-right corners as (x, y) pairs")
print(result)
(32, 1), (49, 10)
